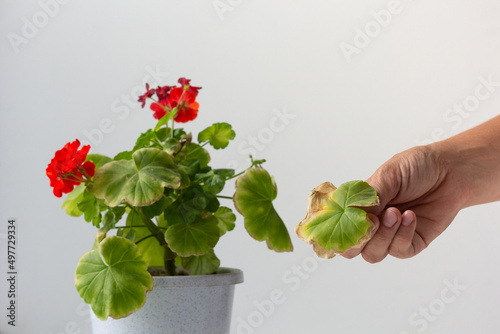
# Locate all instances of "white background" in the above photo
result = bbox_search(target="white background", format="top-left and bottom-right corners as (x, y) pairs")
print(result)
(1, 0), (500, 333)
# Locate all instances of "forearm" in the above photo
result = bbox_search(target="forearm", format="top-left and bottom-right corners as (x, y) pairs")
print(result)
(431, 115), (500, 208)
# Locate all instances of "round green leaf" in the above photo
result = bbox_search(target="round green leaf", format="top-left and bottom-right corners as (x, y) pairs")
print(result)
(75, 236), (153, 320)
(198, 122), (236, 149)
(214, 206), (236, 236)
(93, 148), (181, 207)
(233, 168), (293, 252)
(181, 250), (221, 275)
(164, 216), (220, 257)
(295, 180), (379, 258)
(174, 143), (211, 168)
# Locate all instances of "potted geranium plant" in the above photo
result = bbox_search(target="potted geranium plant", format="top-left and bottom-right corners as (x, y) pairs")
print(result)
(46, 78), (293, 334)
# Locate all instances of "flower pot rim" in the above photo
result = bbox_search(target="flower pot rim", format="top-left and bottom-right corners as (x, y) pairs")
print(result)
(148, 267), (244, 288)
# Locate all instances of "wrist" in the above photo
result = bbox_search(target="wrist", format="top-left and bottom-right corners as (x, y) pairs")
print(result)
(430, 134), (500, 208)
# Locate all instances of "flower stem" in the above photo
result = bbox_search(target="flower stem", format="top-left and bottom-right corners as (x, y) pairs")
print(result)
(170, 115), (175, 138)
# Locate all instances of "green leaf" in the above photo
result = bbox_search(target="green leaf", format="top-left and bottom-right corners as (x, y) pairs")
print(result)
(164, 203), (188, 226)
(233, 167), (293, 252)
(163, 186), (219, 225)
(124, 209), (164, 267)
(163, 138), (181, 155)
(295, 181), (379, 259)
(214, 168), (235, 178)
(198, 122), (236, 149)
(164, 216), (220, 257)
(154, 112), (175, 132)
(93, 148), (181, 207)
(101, 210), (116, 230)
(133, 129), (158, 151)
(174, 143), (210, 168)
(214, 206), (236, 236)
(141, 195), (172, 219)
(113, 150), (133, 161)
(124, 229), (136, 242)
(85, 154), (112, 169)
(75, 236), (153, 320)
(196, 170), (225, 194)
(99, 206), (125, 235)
(92, 213), (102, 228)
(181, 250), (220, 275)
(78, 189), (101, 223)
(62, 184), (85, 216)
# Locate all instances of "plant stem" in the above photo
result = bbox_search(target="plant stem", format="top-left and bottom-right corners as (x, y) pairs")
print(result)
(226, 170), (247, 180)
(170, 115), (175, 138)
(226, 159), (265, 181)
(216, 195), (233, 200)
(138, 209), (176, 276)
(135, 234), (156, 244)
(164, 247), (176, 275)
(111, 225), (168, 230)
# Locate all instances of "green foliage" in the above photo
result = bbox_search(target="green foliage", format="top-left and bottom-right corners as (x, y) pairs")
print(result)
(61, 184), (85, 216)
(78, 189), (103, 225)
(155, 112), (175, 132)
(214, 206), (236, 236)
(181, 250), (220, 275)
(86, 154), (112, 169)
(93, 148), (182, 207)
(165, 215), (220, 257)
(198, 122), (236, 149)
(75, 236), (153, 320)
(174, 142), (211, 168)
(51, 89), (295, 321)
(295, 180), (379, 259)
(233, 168), (293, 252)
(125, 209), (165, 267)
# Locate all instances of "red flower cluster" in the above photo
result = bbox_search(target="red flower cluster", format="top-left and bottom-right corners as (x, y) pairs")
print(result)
(138, 78), (201, 123)
(46, 139), (95, 197)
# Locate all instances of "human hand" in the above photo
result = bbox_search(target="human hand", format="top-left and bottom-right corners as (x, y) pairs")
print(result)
(341, 145), (468, 263)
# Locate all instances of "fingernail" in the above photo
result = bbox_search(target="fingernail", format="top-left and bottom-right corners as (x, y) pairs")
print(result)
(382, 209), (397, 228)
(402, 212), (414, 226)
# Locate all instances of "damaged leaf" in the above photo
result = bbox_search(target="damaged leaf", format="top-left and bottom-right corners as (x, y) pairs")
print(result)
(295, 180), (379, 259)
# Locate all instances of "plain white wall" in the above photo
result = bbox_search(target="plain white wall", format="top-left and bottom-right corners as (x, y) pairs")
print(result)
(1, 0), (500, 333)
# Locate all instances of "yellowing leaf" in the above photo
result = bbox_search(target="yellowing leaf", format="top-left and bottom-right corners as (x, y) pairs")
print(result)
(295, 180), (379, 259)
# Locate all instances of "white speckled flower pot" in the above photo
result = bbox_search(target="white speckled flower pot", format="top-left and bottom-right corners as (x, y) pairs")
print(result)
(90, 267), (244, 334)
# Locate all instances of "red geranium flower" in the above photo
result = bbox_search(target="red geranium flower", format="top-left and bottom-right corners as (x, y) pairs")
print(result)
(156, 85), (173, 101)
(150, 100), (168, 120)
(178, 78), (201, 95)
(166, 86), (200, 123)
(147, 78), (201, 123)
(138, 83), (156, 108)
(46, 139), (95, 197)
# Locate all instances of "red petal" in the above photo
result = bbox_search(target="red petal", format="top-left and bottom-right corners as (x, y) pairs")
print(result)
(82, 161), (96, 178)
